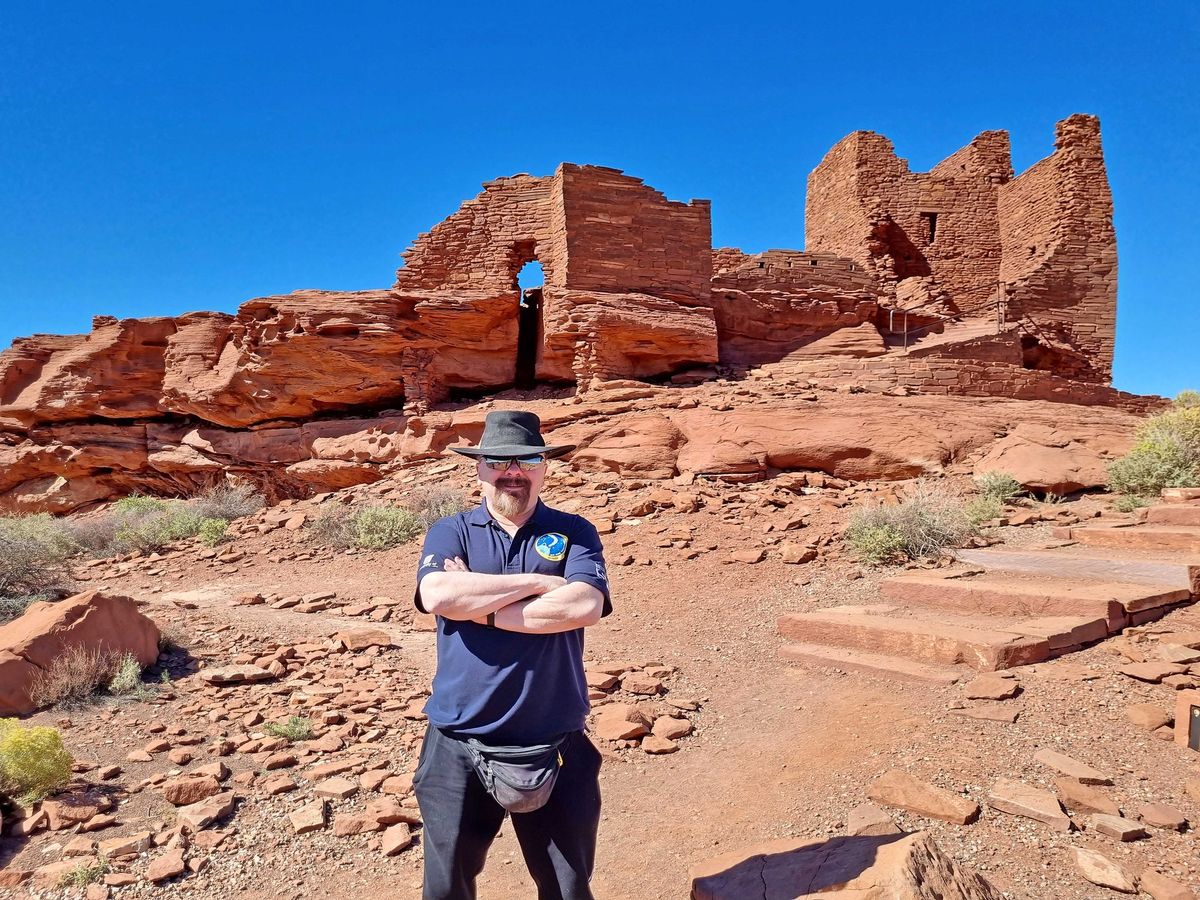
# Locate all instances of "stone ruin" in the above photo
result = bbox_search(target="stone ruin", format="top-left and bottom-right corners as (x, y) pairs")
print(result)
(0, 114), (1152, 512)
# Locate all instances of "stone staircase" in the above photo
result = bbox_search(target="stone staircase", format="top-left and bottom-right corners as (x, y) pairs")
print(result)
(777, 489), (1200, 683)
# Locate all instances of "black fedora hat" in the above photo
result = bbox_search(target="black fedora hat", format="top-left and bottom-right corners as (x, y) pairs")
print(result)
(451, 410), (575, 459)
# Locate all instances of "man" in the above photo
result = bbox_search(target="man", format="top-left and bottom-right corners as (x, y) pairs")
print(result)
(413, 410), (611, 900)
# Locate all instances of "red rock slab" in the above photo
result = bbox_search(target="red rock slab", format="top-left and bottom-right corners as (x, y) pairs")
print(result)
(1088, 813), (1148, 841)
(1139, 870), (1197, 900)
(778, 609), (1049, 671)
(289, 799), (328, 835)
(689, 831), (1003, 900)
(1071, 847), (1136, 893)
(1008, 615), (1108, 650)
(1120, 661), (1188, 683)
(1135, 801), (1188, 832)
(845, 802), (901, 837)
(1053, 778), (1120, 816)
(1126, 702), (1173, 730)
(1033, 749), (1112, 785)
(987, 778), (1071, 831)
(1066, 524), (1200, 554)
(953, 547), (1200, 595)
(963, 675), (1020, 700)
(381, 823), (413, 856)
(780, 642), (962, 685)
(866, 769), (980, 825)
(147, 848), (187, 883)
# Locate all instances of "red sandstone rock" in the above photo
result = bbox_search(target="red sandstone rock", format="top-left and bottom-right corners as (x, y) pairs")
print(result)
(690, 830), (1003, 899)
(0, 591), (160, 716)
(866, 769), (980, 825)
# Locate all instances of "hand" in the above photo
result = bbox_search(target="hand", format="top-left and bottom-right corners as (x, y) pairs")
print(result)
(444, 557), (469, 573)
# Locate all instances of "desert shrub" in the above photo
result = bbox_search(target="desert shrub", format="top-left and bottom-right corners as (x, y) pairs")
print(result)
(845, 480), (974, 565)
(843, 523), (907, 565)
(408, 487), (470, 529)
(58, 858), (110, 888)
(0, 719), (73, 801)
(191, 482), (264, 521)
(106, 653), (144, 696)
(111, 494), (169, 515)
(263, 716), (314, 742)
(349, 506), (423, 550)
(65, 516), (121, 557)
(1113, 494), (1152, 513)
(198, 517), (229, 547)
(0, 514), (77, 619)
(1108, 405), (1200, 497)
(1174, 389), (1200, 409)
(965, 496), (1004, 526)
(310, 504), (423, 551)
(973, 471), (1024, 504)
(27, 646), (119, 709)
(110, 503), (204, 554)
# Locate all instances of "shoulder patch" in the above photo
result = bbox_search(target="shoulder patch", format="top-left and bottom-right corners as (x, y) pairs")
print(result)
(535, 532), (569, 562)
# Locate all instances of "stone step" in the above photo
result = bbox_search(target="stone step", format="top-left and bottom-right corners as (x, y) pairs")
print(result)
(1057, 523), (1200, 554)
(955, 547), (1200, 594)
(778, 642), (962, 684)
(880, 572), (1189, 632)
(1147, 504), (1200, 527)
(776, 608), (1050, 671)
(1162, 488), (1200, 502)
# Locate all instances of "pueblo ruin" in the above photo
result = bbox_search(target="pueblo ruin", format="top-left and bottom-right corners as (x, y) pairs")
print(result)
(0, 114), (1153, 512)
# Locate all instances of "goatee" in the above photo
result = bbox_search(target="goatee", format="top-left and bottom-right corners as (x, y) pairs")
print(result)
(492, 482), (530, 518)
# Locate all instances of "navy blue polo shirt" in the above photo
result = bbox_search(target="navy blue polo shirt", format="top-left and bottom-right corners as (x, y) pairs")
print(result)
(414, 499), (612, 744)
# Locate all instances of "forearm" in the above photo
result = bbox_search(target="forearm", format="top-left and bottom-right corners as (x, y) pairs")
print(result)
(492, 582), (605, 634)
(419, 571), (562, 620)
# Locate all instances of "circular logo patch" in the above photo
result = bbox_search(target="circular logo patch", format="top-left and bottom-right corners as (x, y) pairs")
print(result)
(535, 532), (569, 562)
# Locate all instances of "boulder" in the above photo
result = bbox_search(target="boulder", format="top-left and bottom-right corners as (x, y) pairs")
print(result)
(690, 831), (1003, 899)
(970, 422), (1132, 494)
(0, 591), (160, 716)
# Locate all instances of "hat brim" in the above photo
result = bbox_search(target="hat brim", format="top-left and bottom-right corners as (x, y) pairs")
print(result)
(451, 444), (575, 460)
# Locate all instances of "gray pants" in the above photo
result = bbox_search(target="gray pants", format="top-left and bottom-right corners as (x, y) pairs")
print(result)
(413, 726), (603, 900)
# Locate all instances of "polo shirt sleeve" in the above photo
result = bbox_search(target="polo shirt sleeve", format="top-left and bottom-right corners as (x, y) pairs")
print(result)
(564, 517), (613, 617)
(414, 518), (466, 614)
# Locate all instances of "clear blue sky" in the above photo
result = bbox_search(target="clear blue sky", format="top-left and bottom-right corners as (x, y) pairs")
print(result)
(1, 1), (1196, 396)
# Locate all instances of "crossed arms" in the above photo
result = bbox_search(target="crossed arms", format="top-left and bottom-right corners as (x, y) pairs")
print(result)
(418, 557), (604, 634)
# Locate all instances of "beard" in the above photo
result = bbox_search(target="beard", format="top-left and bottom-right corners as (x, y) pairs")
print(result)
(491, 479), (531, 518)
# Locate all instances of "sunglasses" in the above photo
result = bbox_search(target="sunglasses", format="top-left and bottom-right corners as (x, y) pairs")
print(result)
(481, 455), (546, 471)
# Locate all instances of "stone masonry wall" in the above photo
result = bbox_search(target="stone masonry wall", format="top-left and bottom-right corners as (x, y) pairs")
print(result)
(806, 129), (1012, 314)
(998, 114), (1117, 380)
(559, 165), (712, 302)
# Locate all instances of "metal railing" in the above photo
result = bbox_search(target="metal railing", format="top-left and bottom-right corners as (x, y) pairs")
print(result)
(883, 285), (1009, 351)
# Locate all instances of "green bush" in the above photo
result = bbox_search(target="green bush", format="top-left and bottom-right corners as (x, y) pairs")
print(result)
(1113, 494), (1152, 513)
(263, 716), (314, 742)
(0, 719), (73, 801)
(349, 506), (423, 550)
(106, 653), (144, 696)
(965, 496), (1004, 525)
(1174, 389), (1200, 410)
(110, 503), (204, 554)
(1108, 406), (1200, 497)
(59, 859), (110, 888)
(973, 471), (1024, 503)
(311, 504), (424, 550)
(111, 494), (169, 515)
(843, 523), (907, 565)
(0, 514), (77, 619)
(198, 517), (229, 547)
(845, 480), (975, 565)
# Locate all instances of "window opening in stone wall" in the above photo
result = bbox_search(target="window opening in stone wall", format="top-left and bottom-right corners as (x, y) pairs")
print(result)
(515, 261), (543, 390)
(921, 212), (938, 245)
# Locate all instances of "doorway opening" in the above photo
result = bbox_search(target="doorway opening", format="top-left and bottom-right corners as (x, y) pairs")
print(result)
(515, 261), (544, 389)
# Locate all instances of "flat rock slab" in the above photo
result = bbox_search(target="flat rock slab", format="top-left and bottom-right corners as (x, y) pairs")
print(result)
(1136, 801), (1188, 831)
(1160, 644), (1200, 664)
(1054, 778), (1120, 816)
(1126, 703), (1173, 730)
(1119, 662), (1188, 683)
(1140, 870), (1198, 900)
(866, 769), (980, 825)
(289, 799), (327, 834)
(1033, 749), (1112, 785)
(200, 665), (273, 685)
(987, 778), (1072, 831)
(1089, 813), (1148, 841)
(689, 831), (1004, 900)
(963, 675), (1020, 700)
(1071, 847), (1137, 893)
(845, 802), (901, 837)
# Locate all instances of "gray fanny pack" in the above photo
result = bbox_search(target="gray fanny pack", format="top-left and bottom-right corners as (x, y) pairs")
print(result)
(464, 735), (567, 813)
